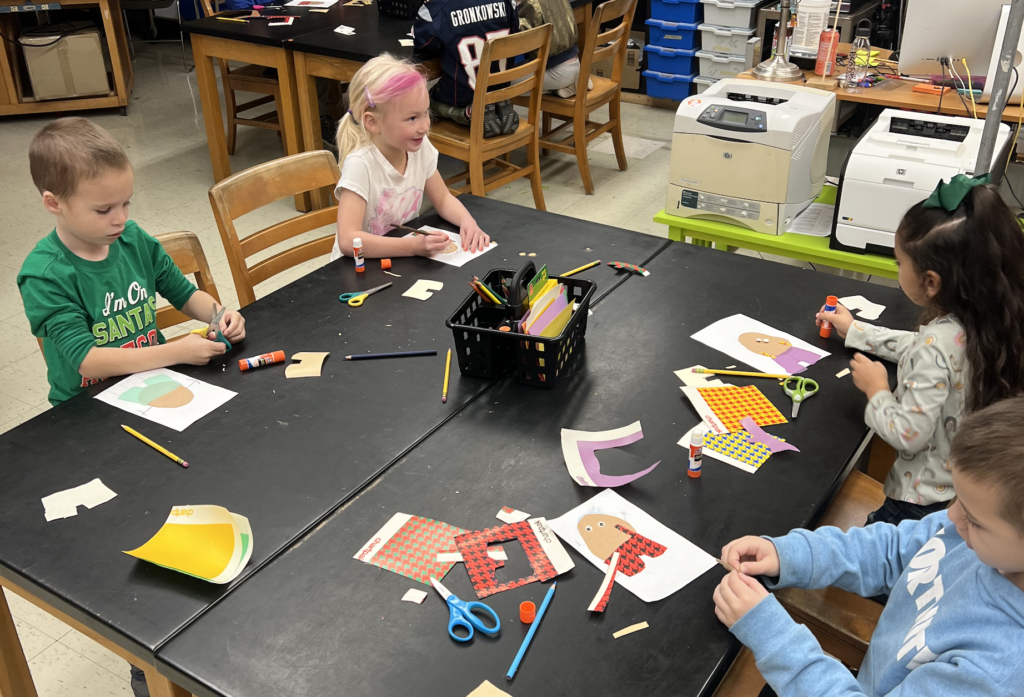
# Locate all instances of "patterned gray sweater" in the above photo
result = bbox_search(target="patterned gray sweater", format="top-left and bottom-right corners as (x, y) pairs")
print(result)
(845, 315), (967, 505)
(517, 0), (578, 64)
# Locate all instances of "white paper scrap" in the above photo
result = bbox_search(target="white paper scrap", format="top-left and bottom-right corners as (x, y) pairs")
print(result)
(496, 506), (531, 524)
(401, 589), (428, 604)
(403, 279), (444, 301)
(838, 295), (886, 321)
(613, 621), (649, 638)
(334, 24), (355, 34)
(437, 549), (507, 562)
(42, 478), (117, 522)
(836, 368), (851, 378)
(399, 38), (414, 46)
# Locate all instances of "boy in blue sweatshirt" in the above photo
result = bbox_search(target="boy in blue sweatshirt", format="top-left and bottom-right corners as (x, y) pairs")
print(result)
(714, 396), (1024, 697)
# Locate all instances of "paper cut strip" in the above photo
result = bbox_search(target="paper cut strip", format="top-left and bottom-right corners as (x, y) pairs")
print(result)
(587, 550), (619, 613)
(41, 478), (117, 522)
(496, 506), (531, 524)
(467, 681), (513, 697)
(740, 416), (799, 453)
(401, 589), (428, 604)
(124, 505), (253, 584)
(455, 518), (574, 599)
(613, 621), (649, 639)
(838, 294), (886, 321)
(682, 385), (787, 435)
(836, 368), (851, 379)
(354, 513), (466, 585)
(437, 549), (508, 562)
(403, 280), (444, 300)
(561, 421), (661, 487)
(286, 352), (329, 378)
(674, 365), (726, 388)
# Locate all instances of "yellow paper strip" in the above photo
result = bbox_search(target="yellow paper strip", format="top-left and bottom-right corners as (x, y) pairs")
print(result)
(613, 621), (650, 639)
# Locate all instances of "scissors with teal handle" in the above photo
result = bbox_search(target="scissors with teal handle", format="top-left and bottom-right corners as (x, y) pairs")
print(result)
(339, 282), (392, 307)
(429, 577), (500, 642)
(783, 376), (819, 418)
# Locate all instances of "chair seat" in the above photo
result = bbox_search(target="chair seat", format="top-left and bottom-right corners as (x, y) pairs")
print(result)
(539, 75), (619, 116)
(429, 119), (535, 154)
(228, 63), (280, 88)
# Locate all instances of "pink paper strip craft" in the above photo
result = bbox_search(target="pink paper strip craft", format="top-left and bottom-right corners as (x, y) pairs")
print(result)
(561, 421), (661, 487)
(740, 416), (799, 453)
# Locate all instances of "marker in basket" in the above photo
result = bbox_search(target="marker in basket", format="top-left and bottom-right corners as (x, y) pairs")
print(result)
(353, 237), (365, 273)
(820, 295), (838, 338)
(688, 424), (706, 478)
(239, 350), (286, 371)
(442, 348), (452, 403)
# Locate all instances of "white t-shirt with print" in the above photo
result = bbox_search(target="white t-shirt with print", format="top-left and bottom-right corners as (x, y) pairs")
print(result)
(330, 138), (439, 260)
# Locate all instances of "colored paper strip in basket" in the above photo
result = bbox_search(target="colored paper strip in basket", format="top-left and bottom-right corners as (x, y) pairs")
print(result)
(681, 384), (787, 435)
(561, 421), (661, 487)
(454, 518), (574, 599)
(124, 505), (253, 584)
(353, 513), (467, 585)
(690, 314), (829, 376)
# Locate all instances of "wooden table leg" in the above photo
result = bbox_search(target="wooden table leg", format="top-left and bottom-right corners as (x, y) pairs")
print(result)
(191, 34), (232, 183)
(0, 590), (39, 697)
(142, 664), (193, 697)
(99, 0), (131, 111)
(275, 49), (312, 212)
(294, 51), (329, 210)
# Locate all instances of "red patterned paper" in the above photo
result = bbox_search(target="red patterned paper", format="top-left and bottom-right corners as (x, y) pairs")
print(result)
(455, 521), (558, 599)
(367, 515), (466, 585)
(605, 526), (667, 577)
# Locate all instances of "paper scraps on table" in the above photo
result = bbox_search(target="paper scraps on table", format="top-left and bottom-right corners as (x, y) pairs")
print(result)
(354, 513), (466, 585)
(467, 681), (512, 697)
(691, 314), (829, 376)
(561, 421), (660, 487)
(285, 0), (337, 6)
(681, 384), (787, 435)
(838, 295), (886, 321)
(334, 24), (355, 34)
(674, 365), (726, 388)
(268, 15), (295, 24)
(587, 550), (619, 613)
(436, 548), (508, 562)
(402, 225), (497, 267)
(454, 518), (574, 599)
(403, 279), (444, 301)
(95, 368), (236, 432)
(549, 489), (716, 603)
(836, 368), (851, 378)
(125, 505), (252, 584)
(285, 351), (329, 378)
(496, 506), (531, 524)
(740, 416), (799, 453)
(398, 38), (414, 46)
(401, 589), (428, 604)
(613, 621), (649, 639)
(41, 478), (117, 521)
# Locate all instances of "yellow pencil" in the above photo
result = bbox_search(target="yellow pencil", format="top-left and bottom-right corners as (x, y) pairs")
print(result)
(559, 260), (601, 278)
(442, 349), (452, 403)
(693, 368), (790, 380)
(121, 425), (189, 468)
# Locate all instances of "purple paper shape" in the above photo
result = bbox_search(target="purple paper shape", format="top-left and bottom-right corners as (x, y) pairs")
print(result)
(740, 416), (799, 453)
(575, 432), (661, 487)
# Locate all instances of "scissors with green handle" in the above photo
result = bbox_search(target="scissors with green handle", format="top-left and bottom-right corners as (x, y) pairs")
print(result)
(339, 282), (392, 307)
(189, 302), (232, 349)
(783, 376), (818, 418)
(429, 577), (500, 642)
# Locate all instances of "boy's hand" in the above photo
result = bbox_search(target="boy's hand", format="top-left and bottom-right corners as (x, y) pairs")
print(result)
(850, 353), (890, 399)
(815, 303), (854, 339)
(721, 536), (780, 577)
(216, 308), (246, 342)
(176, 333), (227, 365)
(459, 219), (490, 253)
(415, 230), (453, 257)
(713, 571), (768, 628)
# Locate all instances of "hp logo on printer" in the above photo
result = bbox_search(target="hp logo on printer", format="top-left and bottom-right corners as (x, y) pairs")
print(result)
(896, 168), (907, 175)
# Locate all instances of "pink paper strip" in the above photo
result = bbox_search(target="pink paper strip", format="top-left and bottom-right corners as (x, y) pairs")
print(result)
(740, 416), (799, 453)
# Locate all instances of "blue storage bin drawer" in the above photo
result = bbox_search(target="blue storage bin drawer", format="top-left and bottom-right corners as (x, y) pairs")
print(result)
(646, 19), (700, 50)
(644, 45), (698, 75)
(643, 70), (697, 100)
(650, 0), (703, 24)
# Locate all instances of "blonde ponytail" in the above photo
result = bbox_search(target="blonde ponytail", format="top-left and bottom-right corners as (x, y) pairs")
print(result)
(335, 54), (427, 166)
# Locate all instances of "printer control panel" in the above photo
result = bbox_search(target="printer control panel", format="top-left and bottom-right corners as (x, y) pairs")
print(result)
(697, 105), (767, 133)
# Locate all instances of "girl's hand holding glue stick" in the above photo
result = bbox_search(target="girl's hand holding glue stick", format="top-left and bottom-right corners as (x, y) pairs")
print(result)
(815, 303), (854, 339)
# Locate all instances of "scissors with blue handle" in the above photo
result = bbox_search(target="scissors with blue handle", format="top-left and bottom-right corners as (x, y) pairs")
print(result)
(783, 376), (819, 418)
(429, 577), (500, 642)
(339, 282), (392, 307)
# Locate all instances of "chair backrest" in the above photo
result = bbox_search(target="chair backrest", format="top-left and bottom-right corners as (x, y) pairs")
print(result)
(154, 231), (222, 331)
(468, 24), (553, 145)
(576, 0), (638, 91)
(209, 150), (340, 308)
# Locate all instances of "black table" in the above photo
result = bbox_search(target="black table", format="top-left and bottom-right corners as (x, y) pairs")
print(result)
(157, 238), (917, 697)
(0, 197), (664, 690)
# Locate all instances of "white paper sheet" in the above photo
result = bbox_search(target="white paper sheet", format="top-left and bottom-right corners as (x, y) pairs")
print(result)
(94, 368), (236, 432)
(402, 225), (497, 267)
(691, 314), (830, 376)
(401, 589), (428, 604)
(42, 478), (117, 521)
(786, 203), (834, 237)
(838, 294), (886, 321)
(549, 489), (716, 602)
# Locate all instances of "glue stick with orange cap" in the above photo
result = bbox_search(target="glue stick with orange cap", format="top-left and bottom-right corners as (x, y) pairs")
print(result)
(239, 350), (286, 371)
(353, 237), (365, 273)
(820, 295), (838, 338)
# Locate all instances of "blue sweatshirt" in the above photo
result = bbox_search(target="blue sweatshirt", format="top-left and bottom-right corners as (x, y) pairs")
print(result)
(731, 513), (1024, 697)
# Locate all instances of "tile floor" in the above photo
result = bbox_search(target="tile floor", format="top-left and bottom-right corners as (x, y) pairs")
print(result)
(2, 40), (1022, 696)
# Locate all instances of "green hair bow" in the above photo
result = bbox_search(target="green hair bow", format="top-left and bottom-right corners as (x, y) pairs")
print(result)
(922, 173), (991, 212)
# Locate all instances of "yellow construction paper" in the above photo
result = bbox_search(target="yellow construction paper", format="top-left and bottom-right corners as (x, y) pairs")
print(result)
(538, 303), (573, 338)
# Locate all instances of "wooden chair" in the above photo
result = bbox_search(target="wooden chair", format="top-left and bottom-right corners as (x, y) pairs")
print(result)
(527, 0), (637, 194)
(429, 24), (552, 209)
(200, 0), (283, 156)
(154, 231), (223, 331)
(209, 150), (339, 308)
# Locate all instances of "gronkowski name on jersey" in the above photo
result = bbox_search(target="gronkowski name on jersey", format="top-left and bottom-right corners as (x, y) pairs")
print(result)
(413, 0), (519, 108)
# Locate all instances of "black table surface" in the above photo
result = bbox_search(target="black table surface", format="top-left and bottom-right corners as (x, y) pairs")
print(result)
(157, 241), (918, 697)
(0, 197), (664, 661)
(181, 4), (350, 48)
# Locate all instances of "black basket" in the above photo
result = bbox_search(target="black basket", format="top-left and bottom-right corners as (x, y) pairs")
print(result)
(445, 265), (596, 389)
(378, 0), (423, 19)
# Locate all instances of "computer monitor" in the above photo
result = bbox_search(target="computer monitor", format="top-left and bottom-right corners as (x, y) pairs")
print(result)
(898, 0), (1006, 76)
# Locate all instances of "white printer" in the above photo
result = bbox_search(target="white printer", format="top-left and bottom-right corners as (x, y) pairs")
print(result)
(831, 110), (1012, 255)
(666, 79), (836, 235)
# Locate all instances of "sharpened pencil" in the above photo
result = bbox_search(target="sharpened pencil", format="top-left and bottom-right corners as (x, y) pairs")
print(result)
(558, 260), (600, 278)
(693, 368), (790, 380)
(442, 348), (451, 403)
(121, 425), (188, 468)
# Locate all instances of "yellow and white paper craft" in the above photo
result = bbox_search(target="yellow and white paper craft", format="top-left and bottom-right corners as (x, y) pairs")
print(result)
(124, 505), (253, 584)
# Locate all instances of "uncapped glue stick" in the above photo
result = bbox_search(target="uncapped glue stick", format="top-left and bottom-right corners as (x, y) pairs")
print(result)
(353, 237), (365, 273)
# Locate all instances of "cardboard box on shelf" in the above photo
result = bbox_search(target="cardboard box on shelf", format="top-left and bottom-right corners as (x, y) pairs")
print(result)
(590, 30), (645, 91)
(20, 25), (110, 101)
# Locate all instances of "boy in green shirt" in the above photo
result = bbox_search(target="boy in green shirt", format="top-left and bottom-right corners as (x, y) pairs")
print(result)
(18, 117), (246, 407)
